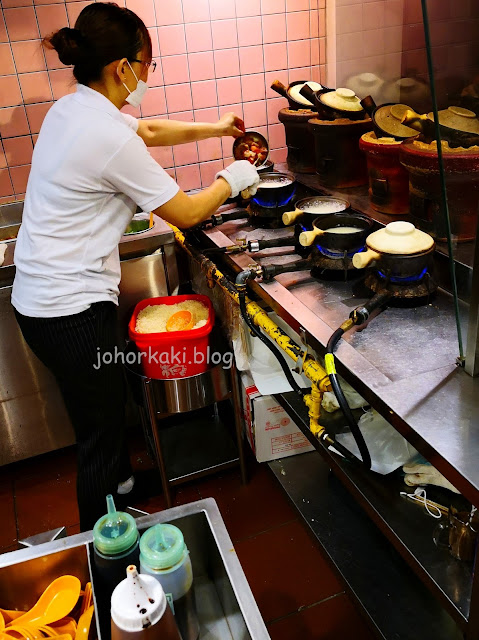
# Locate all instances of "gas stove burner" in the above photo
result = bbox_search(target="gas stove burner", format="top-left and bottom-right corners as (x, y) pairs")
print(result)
(315, 243), (366, 260)
(246, 201), (297, 228)
(307, 243), (366, 275)
(252, 191), (295, 208)
(377, 267), (428, 284)
(361, 269), (437, 305)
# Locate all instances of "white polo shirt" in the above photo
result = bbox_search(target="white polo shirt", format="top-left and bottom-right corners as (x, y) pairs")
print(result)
(12, 84), (179, 318)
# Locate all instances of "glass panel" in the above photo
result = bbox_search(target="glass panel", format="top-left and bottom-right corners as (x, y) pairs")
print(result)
(334, 0), (479, 364)
(418, 0), (479, 371)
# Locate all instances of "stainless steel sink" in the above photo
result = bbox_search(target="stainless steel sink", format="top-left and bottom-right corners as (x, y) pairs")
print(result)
(0, 499), (270, 640)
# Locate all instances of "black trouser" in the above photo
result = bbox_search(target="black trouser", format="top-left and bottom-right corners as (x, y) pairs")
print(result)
(15, 301), (132, 531)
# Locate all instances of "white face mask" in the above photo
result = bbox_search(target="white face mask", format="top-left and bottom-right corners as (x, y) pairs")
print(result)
(123, 61), (148, 108)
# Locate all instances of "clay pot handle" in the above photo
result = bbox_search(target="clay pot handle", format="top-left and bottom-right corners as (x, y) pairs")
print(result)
(352, 249), (381, 269)
(282, 209), (303, 226)
(360, 95), (377, 117)
(299, 228), (324, 247)
(271, 80), (290, 100)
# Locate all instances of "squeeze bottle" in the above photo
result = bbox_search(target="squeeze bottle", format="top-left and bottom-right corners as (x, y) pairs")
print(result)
(140, 524), (199, 640)
(111, 565), (181, 640)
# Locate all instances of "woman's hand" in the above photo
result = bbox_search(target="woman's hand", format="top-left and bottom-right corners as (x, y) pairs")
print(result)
(216, 112), (245, 138)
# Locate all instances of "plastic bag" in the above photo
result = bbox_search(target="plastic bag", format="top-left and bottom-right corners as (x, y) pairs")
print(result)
(321, 380), (369, 413)
(232, 315), (311, 395)
(336, 409), (418, 475)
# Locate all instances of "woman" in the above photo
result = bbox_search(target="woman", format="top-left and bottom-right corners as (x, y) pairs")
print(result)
(12, 2), (259, 531)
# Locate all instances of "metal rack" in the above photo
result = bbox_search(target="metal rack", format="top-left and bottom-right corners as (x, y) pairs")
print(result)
(126, 346), (247, 508)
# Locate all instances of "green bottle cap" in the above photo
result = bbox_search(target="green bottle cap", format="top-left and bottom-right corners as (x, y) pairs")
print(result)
(139, 524), (186, 571)
(93, 494), (138, 556)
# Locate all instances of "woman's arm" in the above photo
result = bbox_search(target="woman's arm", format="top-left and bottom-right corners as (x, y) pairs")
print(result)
(153, 178), (232, 228)
(137, 112), (244, 147)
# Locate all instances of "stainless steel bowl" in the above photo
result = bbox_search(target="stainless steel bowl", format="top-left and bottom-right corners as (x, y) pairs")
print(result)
(232, 130), (270, 169)
(123, 214), (153, 235)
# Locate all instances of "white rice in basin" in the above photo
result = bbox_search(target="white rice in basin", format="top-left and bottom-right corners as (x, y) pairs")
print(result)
(135, 300), (209, 333)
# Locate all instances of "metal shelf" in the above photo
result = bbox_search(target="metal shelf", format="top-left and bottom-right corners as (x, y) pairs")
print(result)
(269, 452), (463, 640)
(275, 391), (473, 633)
(157, 405), (240, 485)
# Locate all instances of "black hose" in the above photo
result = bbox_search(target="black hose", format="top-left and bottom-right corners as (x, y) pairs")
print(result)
(319, 432), (358, 462)
(326, 328), (372, 469)
(237, 286), (306, 397)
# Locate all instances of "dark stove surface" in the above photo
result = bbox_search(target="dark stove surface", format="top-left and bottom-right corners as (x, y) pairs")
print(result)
(361, 269), (437, 304)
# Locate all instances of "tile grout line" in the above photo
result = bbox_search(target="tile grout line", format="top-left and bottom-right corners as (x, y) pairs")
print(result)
(1, 3), (20, 197)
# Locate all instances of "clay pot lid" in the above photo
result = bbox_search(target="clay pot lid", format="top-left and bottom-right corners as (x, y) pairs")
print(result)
(366, 221), (434, 254)
(320, 88), (364, 112)
(288, 81), (322, 106)
(375, 103), (418, 138)
(427, 106), (479, 134)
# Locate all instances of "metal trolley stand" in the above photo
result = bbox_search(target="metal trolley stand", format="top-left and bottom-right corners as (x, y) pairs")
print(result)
(125, 337), (247, 508)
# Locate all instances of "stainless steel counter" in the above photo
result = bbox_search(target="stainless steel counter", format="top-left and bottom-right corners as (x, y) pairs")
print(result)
(194, 195), (479, 507)
(190, 175), (479, 639)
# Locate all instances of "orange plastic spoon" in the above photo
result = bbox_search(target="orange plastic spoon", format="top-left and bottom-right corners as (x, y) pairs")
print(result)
(75, 606), (94, 640)
(166, 310), (194, 332)
(8, 577), (81, 628)
(0, 613), (25, 626)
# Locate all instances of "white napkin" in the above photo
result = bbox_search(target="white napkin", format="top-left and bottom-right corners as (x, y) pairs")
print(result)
(402, 463), (460, 494)
(0, 243), (7, 267)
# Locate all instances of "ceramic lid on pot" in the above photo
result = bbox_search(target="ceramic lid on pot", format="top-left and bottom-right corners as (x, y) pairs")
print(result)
(427, 106), (479, 134)
(320, 88), (363, 112)
(366, 221), (434, 254)
(288, 81), (322, 106)
(375, 103), (418, 138)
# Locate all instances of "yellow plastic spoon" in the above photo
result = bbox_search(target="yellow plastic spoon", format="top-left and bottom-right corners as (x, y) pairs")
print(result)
(79, 584), (92, 616)
(75, 606), (94, 640)
(48, 618), (76, 637)
(27, 626), (58, 638)
(7, 577), (81, 628)
(0, 614), (25, 626)
(3, 625), (42, 639)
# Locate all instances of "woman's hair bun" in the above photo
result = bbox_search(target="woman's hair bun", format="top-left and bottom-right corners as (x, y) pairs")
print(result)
(47, 27), (87, 66)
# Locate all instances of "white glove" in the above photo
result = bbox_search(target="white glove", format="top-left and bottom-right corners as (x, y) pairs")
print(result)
(216, 160), (260, 199)
(402, 463), (460, 494)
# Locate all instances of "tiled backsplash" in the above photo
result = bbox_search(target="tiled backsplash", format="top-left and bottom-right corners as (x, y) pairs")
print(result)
(0, 0), (326, 201)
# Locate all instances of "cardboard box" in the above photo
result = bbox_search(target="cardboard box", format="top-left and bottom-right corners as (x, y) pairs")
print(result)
(241, 373), (314, 463)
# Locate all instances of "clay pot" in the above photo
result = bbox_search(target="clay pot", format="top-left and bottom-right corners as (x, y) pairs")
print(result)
(308, 117), (371, 188)
(278, 108), (316, 174)
(400, 141), (479, 242)
(359, 132), (410, 215)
